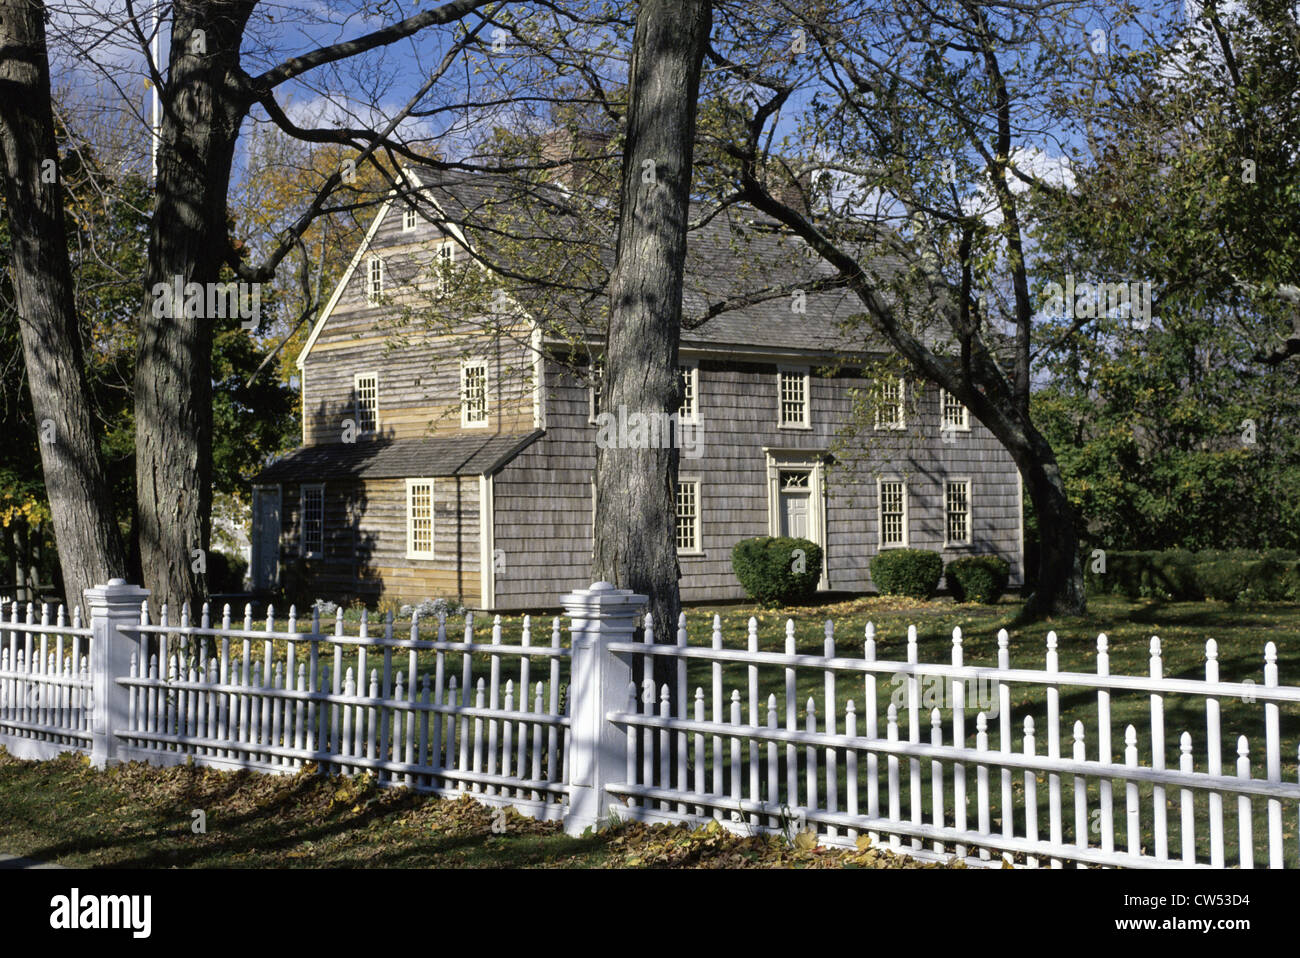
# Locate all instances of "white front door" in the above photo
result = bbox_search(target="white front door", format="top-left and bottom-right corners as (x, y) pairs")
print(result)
(780, 489), (810, 538)
(778, 470), (812, 539)
(766, 460), (827, 589)
(252, 486), (281, 589)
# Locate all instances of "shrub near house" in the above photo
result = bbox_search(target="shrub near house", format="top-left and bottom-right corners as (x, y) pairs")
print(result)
(731, 536), (823, 607)
(945, 555), (1011, 604)
(869, 548), (943, 599)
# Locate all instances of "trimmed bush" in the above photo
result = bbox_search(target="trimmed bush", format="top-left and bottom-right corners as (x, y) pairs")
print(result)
(945, 555), (1011, 604)
(731, 537), (823, 607)
(870, 548), (943, 599)
(1087, 548), (1300, 603)
(1192, 559), (1251, 602)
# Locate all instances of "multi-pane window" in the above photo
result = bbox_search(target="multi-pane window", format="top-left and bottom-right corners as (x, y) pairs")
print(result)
(945, 479), (971, 545)
(366, 254), (384, 304)
(589, 360), (604, 422)
(461, 361), (488, 426)
(675, 480), (700, 553)
(403, 206), (417, 231)
(679, 364), (698, 423)
(779, 369), (809, 427)
(354, 373), (378, 434)
(879, 480), (907, 547)
(940, 389), (969, 431)
(435, 243), (453, 296)
(301, 484), (324, 557)
(406, 480), (435, 558)
(877, 377), (905, 429)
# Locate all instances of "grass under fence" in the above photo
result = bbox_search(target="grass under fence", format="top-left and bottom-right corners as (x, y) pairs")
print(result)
(0, 750), (944, 869)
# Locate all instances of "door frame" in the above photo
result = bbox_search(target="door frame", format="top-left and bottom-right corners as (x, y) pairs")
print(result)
(251, 484), (282, 589)
(762, 448), (828, 589)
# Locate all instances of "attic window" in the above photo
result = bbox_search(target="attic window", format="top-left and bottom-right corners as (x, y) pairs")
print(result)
(403, 206), (417, 231)
(354, 373), (378, 434)
(435, 242), (453, 297)
(366, 255), (384, 304)
(461, 360), (488, 427)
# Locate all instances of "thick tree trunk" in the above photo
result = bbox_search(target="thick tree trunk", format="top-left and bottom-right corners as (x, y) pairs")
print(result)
(0, 0), (128, 608)
(135, 2), (255, 611)
(594, 0), (712, 672)
(1004, 428), (1086, 617)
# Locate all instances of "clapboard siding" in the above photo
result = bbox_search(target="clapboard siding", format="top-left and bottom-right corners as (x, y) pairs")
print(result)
(276, 476), (481, 604)
(302, 201), (535, 445)
(489, 355), (1022, 611)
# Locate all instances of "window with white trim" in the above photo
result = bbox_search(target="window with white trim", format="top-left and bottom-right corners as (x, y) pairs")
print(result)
(778, 368), (809, 427)
(366, 254), (384, 304)
(678, 363), (698, 423)
(406, 479), (435, 559)
(403, 206), (417, 231)
(434, 242), (453, 297)
(876, 377), (905, 429)
(945, 479), (971, 546)
(354, 373), (378, 434)
(461, 360), (488, 426)
(879, 479), (908, 547)
(301, 484), (324, 557)
(588, 360), (604, 423)
(675, 479), (701, 553)
(940, 389), (969, 431)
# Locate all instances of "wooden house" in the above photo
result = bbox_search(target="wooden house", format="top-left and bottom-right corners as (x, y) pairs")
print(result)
(250, 168), (1024, 610)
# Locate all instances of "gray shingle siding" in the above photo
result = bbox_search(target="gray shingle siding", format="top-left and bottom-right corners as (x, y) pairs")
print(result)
(488, 355), (1022, 611)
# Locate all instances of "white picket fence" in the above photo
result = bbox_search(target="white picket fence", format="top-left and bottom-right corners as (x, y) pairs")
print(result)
(606, 615), (1300, 869)
(118, 601), (572, 820)
(1, 579), (1298, 869)
(0, 601), (94, 757)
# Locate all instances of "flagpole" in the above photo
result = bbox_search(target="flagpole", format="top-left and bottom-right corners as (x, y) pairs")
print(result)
(150, 5), (160, 183)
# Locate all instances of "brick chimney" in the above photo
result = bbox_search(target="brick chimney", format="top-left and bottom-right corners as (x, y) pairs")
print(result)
(538, 127), (613, 193)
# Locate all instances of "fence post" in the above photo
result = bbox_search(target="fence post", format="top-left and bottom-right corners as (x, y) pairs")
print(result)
(562, 581), (648, 836)
(87, 578), (150, 768)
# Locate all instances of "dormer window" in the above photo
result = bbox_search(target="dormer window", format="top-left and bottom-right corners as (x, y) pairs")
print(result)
(366, 254), (384, 304)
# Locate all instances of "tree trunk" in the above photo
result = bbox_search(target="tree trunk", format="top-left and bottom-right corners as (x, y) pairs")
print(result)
(135, 2), (255, 612)
(594, 0), (712, 677)
(0, 0), (128, 608)
(1005, 428), (1086, 618)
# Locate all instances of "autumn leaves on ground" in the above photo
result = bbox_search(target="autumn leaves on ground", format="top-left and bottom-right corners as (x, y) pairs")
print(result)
(0, 750), (948, 869)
